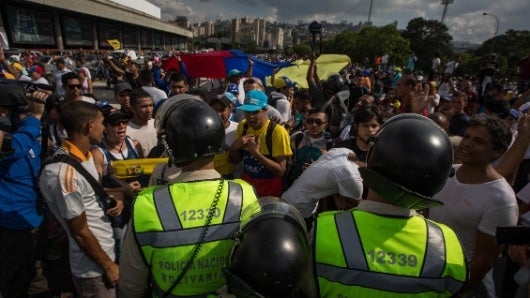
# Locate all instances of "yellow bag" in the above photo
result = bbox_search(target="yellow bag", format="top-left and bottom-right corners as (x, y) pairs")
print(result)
(111, 158), (168, 179)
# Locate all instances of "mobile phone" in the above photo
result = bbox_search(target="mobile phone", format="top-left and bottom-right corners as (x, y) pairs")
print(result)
(105, 196), (117, 209)
(496, 226), (530, 245)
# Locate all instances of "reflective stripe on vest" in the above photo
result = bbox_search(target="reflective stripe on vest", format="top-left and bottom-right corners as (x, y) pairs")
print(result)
(316, 263), (464, 294)
(136, 181), (243, 247)
(317, 211), (462, 294)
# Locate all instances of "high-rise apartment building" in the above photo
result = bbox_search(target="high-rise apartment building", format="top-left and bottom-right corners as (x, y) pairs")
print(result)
(255, 18), (266, 47)
(204, 21), (215, 37)
(231, 17), (267, 47)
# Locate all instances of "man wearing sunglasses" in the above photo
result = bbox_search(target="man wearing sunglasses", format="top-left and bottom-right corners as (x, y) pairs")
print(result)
(61, 72), (97, 104)
(288, 109), (333, 184)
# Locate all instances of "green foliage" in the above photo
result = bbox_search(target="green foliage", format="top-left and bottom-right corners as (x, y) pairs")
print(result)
(453, 52), (479, 77)
(456, 52), (510, 79)
(246, 41), (258, 53)
(283, 46), (294, 57)
(324, 30), (357, 58)
(474, 30), (530, 77)
(292, 43), (313, 58)
(323, 25), (410, 68)
(402, 17), (453, 74)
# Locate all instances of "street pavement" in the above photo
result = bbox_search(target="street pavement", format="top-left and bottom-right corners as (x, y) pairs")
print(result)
(92, 80), (116, 103)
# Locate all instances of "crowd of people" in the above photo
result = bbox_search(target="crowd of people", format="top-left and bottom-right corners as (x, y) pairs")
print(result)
(0, 44), (530, 298)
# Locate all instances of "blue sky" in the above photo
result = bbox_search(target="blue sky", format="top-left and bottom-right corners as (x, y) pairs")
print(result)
(148, 0), (529, 44)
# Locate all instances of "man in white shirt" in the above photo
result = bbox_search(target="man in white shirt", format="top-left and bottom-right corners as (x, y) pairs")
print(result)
(40, 101), (120, 297)
(443, 55), (461, 78)
(52, 58), (71, 97)
(429, 114), (518, 297)
(126, 90), (157, 157)
(271, 76), (295, 124)
(282, 148), (363, 224)
(139, 68), (167, 106)
(432, 53), (442, 81)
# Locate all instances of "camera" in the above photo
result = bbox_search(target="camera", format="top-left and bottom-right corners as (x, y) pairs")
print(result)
(0, 80), (54, 159)
(496, 226), (530, 245)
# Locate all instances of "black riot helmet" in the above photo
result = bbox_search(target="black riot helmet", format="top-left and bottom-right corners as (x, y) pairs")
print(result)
(359, 113), (453, 209)
(325, 73), (345, 93)
(156, 95), (225, 167)
(225, 198), (310, 297)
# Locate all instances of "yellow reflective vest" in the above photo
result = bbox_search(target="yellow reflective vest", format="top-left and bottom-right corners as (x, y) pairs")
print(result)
(314, 209), (468, 297)
(133, 179), (260, 297)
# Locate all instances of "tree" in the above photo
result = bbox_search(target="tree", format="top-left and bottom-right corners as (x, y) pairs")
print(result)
(402, 17), (453, 74)
(324, 30), (357, 60)
(323, 25), (409, 68)
(474, 30), (530, 76)
(292, 43), (313, 58)
(283, 46), (295, 57)
(354, 25), (410, 68)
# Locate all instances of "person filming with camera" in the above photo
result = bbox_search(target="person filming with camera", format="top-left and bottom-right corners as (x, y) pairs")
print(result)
(0, 81), (51, 297)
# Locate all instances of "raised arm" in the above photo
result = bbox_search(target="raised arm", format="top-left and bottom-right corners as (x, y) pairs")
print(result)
(495, 113), (530, 183)
(245, 58), (254, 78)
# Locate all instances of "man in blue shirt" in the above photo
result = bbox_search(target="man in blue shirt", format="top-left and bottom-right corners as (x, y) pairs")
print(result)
(0, 82), (49, 298)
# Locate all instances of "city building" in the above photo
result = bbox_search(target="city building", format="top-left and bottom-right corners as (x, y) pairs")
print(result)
(1, 0), (192, 50)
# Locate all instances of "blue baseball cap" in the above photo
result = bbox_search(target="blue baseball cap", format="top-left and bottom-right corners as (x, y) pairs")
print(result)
(221, 92), (237, 104)
(237, 90), (268, 112)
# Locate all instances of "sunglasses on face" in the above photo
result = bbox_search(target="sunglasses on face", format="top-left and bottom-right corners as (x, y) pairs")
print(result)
(306, 118), (326, 125)
(109, 120), (128, 126)
(68, 84), (82, 90)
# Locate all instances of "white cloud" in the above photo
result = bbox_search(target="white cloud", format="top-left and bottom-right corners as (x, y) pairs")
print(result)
(147, 0), (529, 43)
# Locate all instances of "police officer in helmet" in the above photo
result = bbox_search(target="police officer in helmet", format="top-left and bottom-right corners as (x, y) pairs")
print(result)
(223, 114), (468, 297)
(119, 96), (261, 297)
(312, 113), (468, 297)
(224, 197), (310, 297)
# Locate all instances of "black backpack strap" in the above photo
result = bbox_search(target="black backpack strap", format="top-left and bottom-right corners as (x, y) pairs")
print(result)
(294, 131), (304, 150)
(51, 154), (112, 210)
(265, 121), (276, 156)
